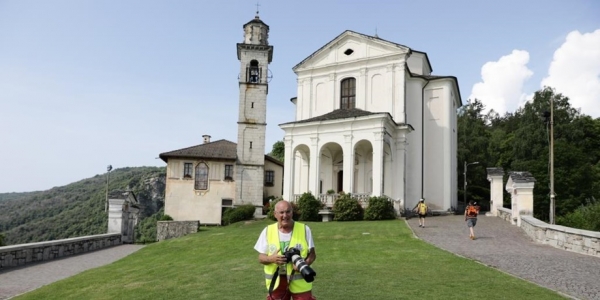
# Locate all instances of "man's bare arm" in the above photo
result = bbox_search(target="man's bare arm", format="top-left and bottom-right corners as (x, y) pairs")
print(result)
(305, 248), (316, 265)
(258, 250), (286, 266)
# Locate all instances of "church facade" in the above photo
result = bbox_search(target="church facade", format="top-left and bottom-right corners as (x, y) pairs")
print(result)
(280, 30), (462, 212)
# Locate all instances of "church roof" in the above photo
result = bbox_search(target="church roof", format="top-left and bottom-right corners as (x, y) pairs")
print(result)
(280, 108), (399, 126)
(159, 139), (237, 163)
(408, 72), (463, 107)
(243, 15), (269, 29)
(293, 30), (431, 72)
(158, 139), (284, 166)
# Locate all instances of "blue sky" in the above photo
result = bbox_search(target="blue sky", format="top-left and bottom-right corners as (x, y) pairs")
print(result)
(1, 0), (599, 193)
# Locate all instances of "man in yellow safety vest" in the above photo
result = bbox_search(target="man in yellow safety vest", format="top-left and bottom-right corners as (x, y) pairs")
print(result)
(254, 200), (317, 300)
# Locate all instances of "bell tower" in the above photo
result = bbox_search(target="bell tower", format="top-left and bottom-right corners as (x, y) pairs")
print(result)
(235, 13), (273, 212)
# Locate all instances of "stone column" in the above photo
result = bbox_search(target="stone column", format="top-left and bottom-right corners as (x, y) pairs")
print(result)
(343, 134), (354, 193)
(308, 136), (320, 195)
(283, 136), (294, 201)
(107, 191), (140, 244)
(505, 172), (536, 227)
(372, 131), (384, 196)
(486, 168), (504, 216)
(107, 198), (126, 235)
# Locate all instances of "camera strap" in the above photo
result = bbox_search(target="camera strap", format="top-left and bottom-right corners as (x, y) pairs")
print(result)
(268, 266), (293, 300)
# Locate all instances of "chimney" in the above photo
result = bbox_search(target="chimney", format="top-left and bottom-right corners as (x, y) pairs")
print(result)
(202, 135), (211, 144)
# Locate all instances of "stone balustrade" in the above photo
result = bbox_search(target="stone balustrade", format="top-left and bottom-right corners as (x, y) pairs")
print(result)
(520, 216), (600, 257)
(0, 233), (122, 270)
(497, 207), (513, 223)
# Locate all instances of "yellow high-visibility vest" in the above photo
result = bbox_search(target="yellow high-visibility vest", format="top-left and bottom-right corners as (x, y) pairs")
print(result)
(264, 222), (312, 293)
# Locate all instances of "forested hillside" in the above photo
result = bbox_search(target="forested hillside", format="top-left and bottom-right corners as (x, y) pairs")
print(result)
(459, 87), (600, 228)
(0, 167), (165, 246)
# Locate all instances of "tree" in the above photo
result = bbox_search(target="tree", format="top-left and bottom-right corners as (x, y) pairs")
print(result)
(269, 140), (285, 162)
(0, 233), (5, 246)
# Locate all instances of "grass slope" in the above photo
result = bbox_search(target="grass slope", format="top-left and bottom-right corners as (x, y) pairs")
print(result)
(17, 220), (565, 300)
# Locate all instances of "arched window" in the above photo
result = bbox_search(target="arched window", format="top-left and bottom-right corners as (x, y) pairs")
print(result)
(340, 78), (356, 109)
(195, 162), (209, 190)
(248, 60), (260, 83)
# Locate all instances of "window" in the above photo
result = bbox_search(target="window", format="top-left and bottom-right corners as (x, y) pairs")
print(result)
(265, 170), (274, 187)
(183, 163), (193, 179)
(248, 60), (260, 83)
(340, 78), (356, 109)
(224, 165), (233, 180)
(195, 163), (209, 190)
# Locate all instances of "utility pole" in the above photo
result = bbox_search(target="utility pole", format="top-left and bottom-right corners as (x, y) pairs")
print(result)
(549, 97), (555, 224)
(105, 165), (112, 212)
(464, 161), (479, 208)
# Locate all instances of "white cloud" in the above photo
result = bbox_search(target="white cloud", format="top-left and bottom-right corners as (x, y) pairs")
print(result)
(469, 50), (533, 115)
(541, 29), (600, 118)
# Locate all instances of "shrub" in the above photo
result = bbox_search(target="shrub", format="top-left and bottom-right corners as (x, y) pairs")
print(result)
(556, 200), (600, 231)
(222, 204), (256, 225)
(333, 194), (363, 221)
(0, 233), (5, 246)
(296, 192), (322, 222)
(160, 214), (174, 221)
(267, 198), (300, 221)
(364, 196), (396, 220)
(263, 195), (277, 215)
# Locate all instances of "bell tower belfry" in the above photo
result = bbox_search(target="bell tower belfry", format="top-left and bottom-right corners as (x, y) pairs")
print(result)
(235, 14), (273, 212)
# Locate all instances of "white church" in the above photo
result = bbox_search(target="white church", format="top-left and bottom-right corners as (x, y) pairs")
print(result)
(280, 30), (462, 212)
(160, 14), (462, 223)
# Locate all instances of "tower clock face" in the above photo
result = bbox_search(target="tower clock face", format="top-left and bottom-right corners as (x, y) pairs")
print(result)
(267, 69), (273, 83)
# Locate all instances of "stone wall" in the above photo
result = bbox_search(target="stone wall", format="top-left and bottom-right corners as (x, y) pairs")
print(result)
(0, 233), (122, 270)
(520, 216), (600, 258)
(157, 221), (200, 241)
(497, 207), (513, 223)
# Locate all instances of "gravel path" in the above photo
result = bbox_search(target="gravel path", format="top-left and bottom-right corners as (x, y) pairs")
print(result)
(407, 214), (600, 300)
(0, 244), (144, 300)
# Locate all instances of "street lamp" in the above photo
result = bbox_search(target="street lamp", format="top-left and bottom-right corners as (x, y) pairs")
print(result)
(544, 98), (556, 224)
(105, 165), (112, 212)
(464, 161), (479, 207)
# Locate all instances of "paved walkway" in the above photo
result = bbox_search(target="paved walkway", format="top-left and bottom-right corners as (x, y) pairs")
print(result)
(0, 244), (144, 300)
(407, 214), (600, 300)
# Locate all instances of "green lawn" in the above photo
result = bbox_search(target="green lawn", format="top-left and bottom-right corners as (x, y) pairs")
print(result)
(16, 219), (565, 300)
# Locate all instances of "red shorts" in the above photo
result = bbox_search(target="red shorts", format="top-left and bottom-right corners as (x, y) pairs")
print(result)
(267, 275), (315, 300)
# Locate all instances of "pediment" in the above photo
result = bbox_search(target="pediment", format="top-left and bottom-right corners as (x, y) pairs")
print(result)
(293, 30), (410, 72)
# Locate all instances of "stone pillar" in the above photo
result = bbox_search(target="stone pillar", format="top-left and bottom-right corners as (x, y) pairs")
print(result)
(505, 172), (536, 227)
(486, 168), (504, 216)
(372, 131), (384, 196)
(107, 191), (140, 244)
(283, 136), (294, 201)
(343, 134), (354, 193)
(308, 136), (320, 195)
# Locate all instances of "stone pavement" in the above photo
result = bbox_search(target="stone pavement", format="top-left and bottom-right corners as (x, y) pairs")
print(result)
(407, 214), (600, 300)
(0, 244), (144, 300)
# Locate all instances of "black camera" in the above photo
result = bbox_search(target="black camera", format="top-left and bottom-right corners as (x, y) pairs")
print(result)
(284, 247), (316, 283)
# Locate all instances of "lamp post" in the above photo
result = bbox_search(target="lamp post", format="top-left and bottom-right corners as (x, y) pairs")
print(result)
(464, 161), (479, 207)
(549, 97), (556, 224)
(105, 165), (112, 212)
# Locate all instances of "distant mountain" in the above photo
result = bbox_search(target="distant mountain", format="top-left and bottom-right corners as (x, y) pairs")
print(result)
(0, 167), (165, 246)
